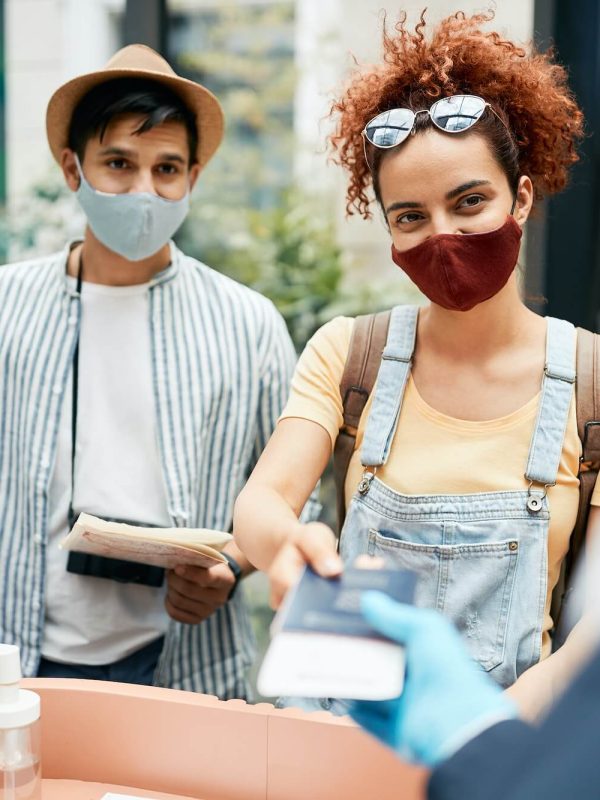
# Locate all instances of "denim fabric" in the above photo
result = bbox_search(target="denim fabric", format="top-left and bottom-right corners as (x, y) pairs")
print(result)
(345, 306), (575, 690)
(36, 635), (165, 685)
(282, 307), (575, 717)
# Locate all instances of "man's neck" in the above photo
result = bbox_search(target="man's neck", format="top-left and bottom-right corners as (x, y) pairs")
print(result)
(67, 229), (171, 286)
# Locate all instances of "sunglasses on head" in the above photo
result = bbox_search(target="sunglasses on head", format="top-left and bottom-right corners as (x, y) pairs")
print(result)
(362, 94), (507, 168)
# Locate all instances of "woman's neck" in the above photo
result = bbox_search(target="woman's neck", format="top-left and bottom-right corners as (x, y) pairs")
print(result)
(417, 274), (543, 362)
(67, 228), (171, 286)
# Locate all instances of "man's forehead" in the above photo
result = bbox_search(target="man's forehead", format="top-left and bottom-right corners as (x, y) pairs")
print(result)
(89, 114), (190, 154)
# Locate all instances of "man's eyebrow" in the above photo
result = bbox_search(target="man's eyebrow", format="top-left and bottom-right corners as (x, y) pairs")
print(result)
(96, 147), (186, 164)
(158, 153), (186, 164)
(445, 180), (491, 200)
(97, 146), (134, 158)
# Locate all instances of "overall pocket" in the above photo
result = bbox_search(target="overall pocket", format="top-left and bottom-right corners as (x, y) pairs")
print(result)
(368, 529), (519, 672)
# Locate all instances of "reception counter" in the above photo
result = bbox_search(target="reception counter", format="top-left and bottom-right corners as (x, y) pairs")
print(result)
(24, 678), (427, 799)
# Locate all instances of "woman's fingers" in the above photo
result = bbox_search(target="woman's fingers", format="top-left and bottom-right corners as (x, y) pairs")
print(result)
(293, 522), (342, 576)
(268, 522), (342, 608)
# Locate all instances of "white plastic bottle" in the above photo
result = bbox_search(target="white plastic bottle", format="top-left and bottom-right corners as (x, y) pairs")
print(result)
(0, 645), (41, 800)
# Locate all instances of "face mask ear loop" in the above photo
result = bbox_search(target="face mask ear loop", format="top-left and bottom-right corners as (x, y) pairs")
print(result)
(73, 154), (86, 191)
(510, 194), (517, 215)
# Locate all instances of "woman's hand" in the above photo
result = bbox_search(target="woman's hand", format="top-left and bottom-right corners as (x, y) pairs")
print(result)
(268, 521), (342, 608)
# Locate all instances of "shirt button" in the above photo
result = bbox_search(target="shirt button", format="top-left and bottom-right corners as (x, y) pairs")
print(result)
(52, 384), (62, 395)
(33, 534), (43, 545)
(68, 315), (78, 326)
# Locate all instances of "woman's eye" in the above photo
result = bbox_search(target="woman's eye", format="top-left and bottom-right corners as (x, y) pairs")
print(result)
(457, 194), (485, 209)
(396, 211), (424, 225)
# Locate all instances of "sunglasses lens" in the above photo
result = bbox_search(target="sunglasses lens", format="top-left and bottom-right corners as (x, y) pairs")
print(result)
(430, 95), (487, 133)
(364, 108), (415, 147)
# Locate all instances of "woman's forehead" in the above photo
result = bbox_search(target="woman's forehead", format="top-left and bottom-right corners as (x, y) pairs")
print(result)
(378, 129), (506, 202)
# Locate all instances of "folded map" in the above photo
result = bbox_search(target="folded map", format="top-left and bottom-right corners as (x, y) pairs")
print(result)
(61, 512), (232, 569)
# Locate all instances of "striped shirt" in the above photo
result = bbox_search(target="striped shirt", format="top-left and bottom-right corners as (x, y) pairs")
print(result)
(0, 240), (297, 697)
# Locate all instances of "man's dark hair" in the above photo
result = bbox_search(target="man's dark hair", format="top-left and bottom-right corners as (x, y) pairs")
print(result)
(68, 77), (198, 165)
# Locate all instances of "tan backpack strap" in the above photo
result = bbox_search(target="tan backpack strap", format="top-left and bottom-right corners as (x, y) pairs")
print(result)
(572, 328), (600, 564)
(333, 310), (391, 535)
(576, 327), (600, 460)
(553, 327), (600, 642)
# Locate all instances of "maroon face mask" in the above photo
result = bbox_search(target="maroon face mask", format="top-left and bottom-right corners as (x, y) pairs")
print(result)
(391, 215), (523, 311)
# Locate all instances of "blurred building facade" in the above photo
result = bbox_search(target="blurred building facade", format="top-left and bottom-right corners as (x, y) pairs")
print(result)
(3, 0), (534, 275)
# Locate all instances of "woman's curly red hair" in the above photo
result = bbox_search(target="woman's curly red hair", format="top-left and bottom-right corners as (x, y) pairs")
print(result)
(329, 9), (584, 218)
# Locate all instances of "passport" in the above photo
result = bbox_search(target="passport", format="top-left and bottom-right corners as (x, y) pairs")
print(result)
(258, 565), (418, 701)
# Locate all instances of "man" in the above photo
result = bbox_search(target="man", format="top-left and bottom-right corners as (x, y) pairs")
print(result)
(0, 45), (298, 697)
(349, 527), (600, 798)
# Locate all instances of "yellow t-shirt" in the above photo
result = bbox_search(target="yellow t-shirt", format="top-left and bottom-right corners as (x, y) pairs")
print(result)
(280, 316), (598, 659)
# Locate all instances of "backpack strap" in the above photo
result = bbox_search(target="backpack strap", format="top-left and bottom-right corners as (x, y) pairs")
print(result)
(333, 310), (392, 535)
(571, 328), (600, 564)
(552, 327), (600, 642)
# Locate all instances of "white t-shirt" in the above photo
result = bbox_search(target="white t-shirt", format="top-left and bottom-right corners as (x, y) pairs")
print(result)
(43, 278), (171, 665)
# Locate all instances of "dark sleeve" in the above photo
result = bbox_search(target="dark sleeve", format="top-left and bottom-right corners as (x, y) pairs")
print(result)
(428, 648), (600, 800)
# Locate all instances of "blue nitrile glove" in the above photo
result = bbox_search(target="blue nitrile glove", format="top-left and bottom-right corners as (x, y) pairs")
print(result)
(349, 592), (517, 767)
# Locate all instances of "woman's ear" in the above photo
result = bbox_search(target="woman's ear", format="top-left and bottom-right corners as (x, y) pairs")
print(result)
(513, 175), (534, 226)
(61, 149), (80, 192)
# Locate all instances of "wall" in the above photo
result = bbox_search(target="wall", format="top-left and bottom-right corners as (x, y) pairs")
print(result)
(5, 0), (123, 203)
(295, 0), (535, 280)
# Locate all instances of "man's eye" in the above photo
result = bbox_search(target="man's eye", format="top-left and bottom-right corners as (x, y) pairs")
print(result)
(157, 164), (178, 175)
(458, 194), (485, 208)
(107, 159), (127, 169)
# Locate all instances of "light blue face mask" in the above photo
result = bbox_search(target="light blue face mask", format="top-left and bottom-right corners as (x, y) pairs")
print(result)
(74, 156), (190, 262)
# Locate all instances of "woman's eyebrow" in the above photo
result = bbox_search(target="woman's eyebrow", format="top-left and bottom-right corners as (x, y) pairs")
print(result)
(385, 179), (492, 215)
(385, 199), (424, 215)
(445, 179), (491, 200)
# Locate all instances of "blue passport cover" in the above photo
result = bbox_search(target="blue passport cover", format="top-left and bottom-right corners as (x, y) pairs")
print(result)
(281, 566), (418, 639)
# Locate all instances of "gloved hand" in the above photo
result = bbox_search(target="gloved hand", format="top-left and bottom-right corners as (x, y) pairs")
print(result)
(349, 592), (517, 767)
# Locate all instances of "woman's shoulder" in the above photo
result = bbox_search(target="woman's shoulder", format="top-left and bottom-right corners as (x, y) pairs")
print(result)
(304, 316), (355, 363)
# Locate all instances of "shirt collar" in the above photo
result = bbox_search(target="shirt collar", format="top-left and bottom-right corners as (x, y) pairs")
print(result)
(59, 239), (181, 296)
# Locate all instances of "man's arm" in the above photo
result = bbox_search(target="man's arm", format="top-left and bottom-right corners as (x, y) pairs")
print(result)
(349, 592), (600, 800)
(165, 305), (303, 624)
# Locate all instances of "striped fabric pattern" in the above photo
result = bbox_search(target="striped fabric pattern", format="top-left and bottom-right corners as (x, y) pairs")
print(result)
(0, 241), (297, 698)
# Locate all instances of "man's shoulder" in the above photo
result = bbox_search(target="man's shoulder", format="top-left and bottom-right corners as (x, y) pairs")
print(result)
(178, 249), (282, 323)
(0, 249), (66, 292)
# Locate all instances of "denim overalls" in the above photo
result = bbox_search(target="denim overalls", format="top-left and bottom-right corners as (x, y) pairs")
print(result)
(284, 305), (575, 715)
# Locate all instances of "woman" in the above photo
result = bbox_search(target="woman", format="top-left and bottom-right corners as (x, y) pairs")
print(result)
(234, 10), (595, 717)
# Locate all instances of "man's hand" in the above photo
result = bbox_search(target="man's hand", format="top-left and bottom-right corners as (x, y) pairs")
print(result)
(165, 562), (236, 624)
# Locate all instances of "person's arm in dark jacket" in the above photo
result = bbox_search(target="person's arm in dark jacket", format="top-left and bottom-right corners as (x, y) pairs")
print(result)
(429, 648), (600, 800)
(349, 592), (599, 800)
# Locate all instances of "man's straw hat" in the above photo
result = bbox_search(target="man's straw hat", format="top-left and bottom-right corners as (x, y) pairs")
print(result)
(46, 44), (224, 169)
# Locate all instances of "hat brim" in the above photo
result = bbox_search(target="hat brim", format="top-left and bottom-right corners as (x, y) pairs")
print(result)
(46, 67), (224, 170)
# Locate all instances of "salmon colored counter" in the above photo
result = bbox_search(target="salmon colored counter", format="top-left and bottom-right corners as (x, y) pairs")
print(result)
(24, 678), (427, 800)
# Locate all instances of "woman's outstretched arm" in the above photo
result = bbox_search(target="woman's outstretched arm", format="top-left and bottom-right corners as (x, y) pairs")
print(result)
(234, 417), (342, 607)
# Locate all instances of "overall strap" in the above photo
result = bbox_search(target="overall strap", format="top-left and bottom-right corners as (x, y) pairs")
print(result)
(525, 317), (576, 501)
(360, 305), (419, 468)
(333, 310), (391, 532)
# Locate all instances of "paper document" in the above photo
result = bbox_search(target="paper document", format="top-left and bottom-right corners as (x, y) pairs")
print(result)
(61, 512), (232, 569)
(101, 794), (149, 799)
